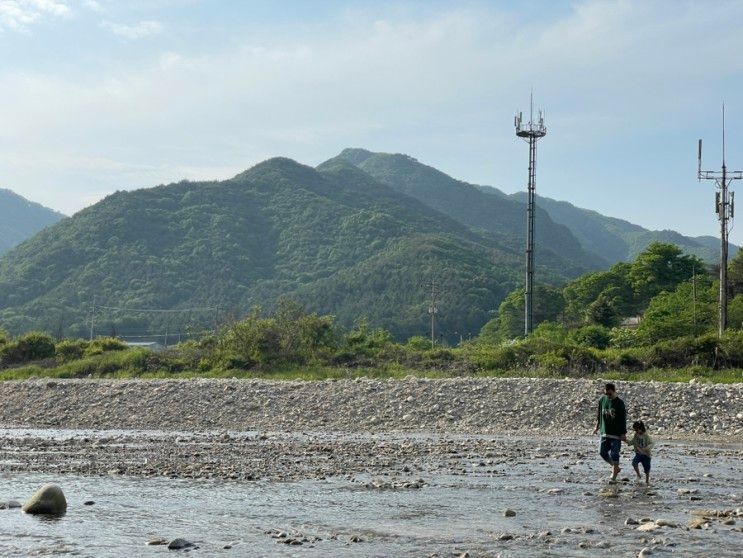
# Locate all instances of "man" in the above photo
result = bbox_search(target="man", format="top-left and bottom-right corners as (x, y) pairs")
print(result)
(593, 382), (627, 481)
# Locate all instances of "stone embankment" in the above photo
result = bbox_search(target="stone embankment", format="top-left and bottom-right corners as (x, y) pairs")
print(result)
(0, 377), (740, 437)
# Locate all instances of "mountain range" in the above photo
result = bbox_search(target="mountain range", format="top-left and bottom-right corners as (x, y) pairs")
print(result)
(0, 188), (65, 256)
(0, 150), (734, 340)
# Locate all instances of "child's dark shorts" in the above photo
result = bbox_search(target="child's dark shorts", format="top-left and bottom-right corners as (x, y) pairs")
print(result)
(632, 453), (651, 472)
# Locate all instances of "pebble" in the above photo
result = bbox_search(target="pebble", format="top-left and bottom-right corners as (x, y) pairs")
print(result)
(503, 508), (516, 517)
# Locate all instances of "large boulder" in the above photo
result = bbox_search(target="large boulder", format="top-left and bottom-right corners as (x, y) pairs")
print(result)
(22, 484), (67, 515)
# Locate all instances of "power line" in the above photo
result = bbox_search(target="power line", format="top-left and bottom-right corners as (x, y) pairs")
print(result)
(94, 305), (218, 314)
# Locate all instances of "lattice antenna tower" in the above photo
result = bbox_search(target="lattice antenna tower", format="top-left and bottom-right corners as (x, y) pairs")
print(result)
(698, 104), (742, 336)
(515, 93), (547, 335)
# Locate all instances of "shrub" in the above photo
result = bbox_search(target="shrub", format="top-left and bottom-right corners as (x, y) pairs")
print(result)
(84, 337), (128, 357)
(646, 334), (717, 368)
(0, 332), (56, 366)
(530, 351), (568, 372)
(407, 336), (432, 351)
(570, 325), (612, 349)
(55, 339), (89, 362)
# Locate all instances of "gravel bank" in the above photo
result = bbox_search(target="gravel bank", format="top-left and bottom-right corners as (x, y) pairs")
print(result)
(0, 377), (741, 437)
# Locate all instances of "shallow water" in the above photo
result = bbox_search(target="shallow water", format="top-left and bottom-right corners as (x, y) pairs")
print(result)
(0, 433), (741, 557)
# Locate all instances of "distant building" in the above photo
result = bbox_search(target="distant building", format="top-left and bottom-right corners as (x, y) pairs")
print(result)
(620, 316), (642, 328)
(123, 341), (165, 352)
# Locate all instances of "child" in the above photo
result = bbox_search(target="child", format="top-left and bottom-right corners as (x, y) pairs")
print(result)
(627, 420), (654, 485)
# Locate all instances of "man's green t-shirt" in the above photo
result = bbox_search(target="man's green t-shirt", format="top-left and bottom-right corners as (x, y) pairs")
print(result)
(597, 395), (627, 438)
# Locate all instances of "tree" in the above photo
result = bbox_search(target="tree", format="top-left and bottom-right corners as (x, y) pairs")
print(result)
(636, 279), (716, 343)
(628, 243), (705, 307)
(728, 249), (743, 297)
(496, 285), (565, 339)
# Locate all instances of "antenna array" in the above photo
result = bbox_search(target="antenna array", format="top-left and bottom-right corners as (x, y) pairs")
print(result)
(698, 104), (742, 336)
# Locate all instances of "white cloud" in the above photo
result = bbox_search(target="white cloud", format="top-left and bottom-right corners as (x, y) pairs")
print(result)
(0, 0), (70, 30)
(101, 19), (162, 40)
(1, 0), (743, 238)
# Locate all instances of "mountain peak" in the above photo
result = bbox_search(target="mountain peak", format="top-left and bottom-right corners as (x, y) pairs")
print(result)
(338, 148), (375, 166)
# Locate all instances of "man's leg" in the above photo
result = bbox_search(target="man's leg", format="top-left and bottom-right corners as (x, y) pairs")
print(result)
(599, 438), (612, 465)
(610, 439), (621, 480)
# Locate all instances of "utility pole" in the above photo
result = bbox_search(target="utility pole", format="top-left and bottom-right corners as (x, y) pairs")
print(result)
(422, 278), (441, 349)
(698, 104), (741, 337)
(692, 267), (697, 335)
(515, 93), (547, 335)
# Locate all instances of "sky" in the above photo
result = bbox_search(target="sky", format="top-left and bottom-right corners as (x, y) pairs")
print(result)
(1, 0), (743, 242)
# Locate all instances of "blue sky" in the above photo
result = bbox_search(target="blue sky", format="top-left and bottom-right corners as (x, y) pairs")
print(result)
(1, 1), (743, 244)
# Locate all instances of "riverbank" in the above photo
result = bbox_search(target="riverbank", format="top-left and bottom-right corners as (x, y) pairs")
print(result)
(0, 377), (741, 436)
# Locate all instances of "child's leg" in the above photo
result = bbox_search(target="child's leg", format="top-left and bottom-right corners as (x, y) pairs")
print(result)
(632, 455), (641, 478)
(643, 457), (651, 485)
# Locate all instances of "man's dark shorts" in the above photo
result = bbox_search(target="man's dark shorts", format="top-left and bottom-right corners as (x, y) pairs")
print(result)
(599, 437), (621, 464)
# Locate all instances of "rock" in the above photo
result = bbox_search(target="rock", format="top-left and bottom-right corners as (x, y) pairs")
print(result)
(167, 538), (194, 550)
(83, 500), (95, 506)
(497, 533), (514, 541)
(689, 518), (708, 529)
(349, 535), (363, 543)
(722, 518), (736, 525)
(638, 547), (653, 557)
(147, 538), (168, 546)
(636, 523), (659, 532)
(503, 508), (517, 517)
(655, 519), (677, 527)
(0, 500), (21, 510)
(21, 484), (67, 515)
(547, 488), (564, 495)
(625, 518), (639, 525)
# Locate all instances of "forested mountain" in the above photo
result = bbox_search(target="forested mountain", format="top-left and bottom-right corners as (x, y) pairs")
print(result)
(502, 190), (736, 265)
(336, 148), (609, 275)
(0, 157), (527, 340)
(0, 189), (65, 256)
(1, 149), (730, 342)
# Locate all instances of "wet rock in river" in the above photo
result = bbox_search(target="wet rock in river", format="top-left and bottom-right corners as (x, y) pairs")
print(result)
(503, 508), (516, 517)
(21, 484), (67, 515)
(167, 538), (194, 550)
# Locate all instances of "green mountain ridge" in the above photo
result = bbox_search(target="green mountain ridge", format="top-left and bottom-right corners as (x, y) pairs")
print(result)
(0, 149), (731, 342)
(502, 190), (736, 265)
(337, 148), (610, 275)
(0, 188), (65, 256)
(0, 157), (524, 340)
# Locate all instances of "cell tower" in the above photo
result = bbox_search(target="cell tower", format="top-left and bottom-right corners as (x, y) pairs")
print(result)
(698, 104), (741, 337)
(515, 94), (547, 335)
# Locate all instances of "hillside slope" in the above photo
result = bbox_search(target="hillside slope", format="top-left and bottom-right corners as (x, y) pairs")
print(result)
(0, 158), (522, 340)
(335, 148), (609, 275)
(0, 188), (65, 255)
(504, 191), (737, 264)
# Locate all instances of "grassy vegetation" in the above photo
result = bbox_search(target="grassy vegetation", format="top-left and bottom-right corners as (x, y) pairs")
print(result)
(1, 302), (742, 384)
